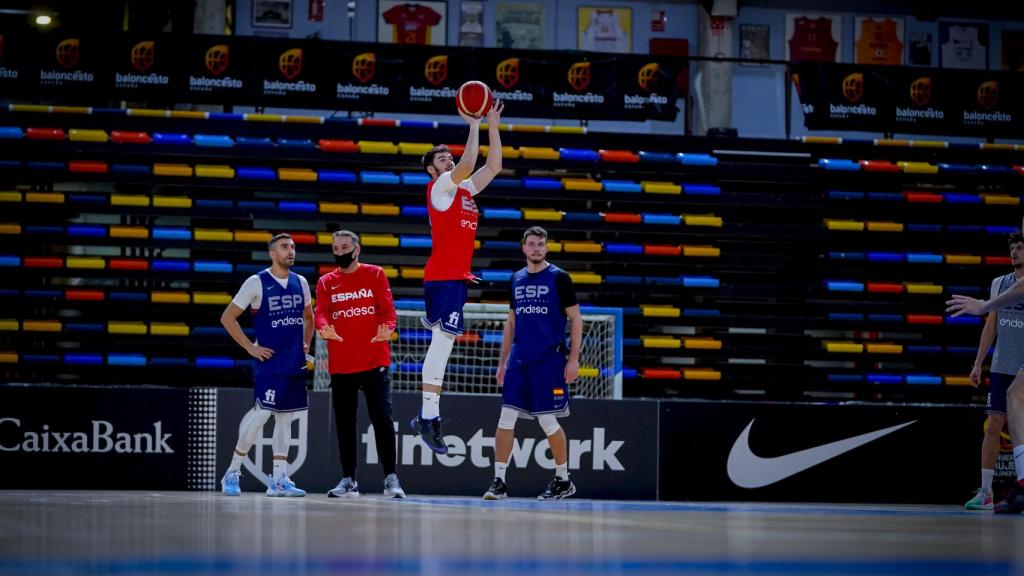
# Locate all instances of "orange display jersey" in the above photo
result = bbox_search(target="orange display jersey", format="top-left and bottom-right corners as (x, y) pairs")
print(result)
(856, 18), (903, 65)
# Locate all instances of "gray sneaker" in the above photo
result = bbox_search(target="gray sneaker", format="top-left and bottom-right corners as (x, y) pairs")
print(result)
(383, 473), (406, 499)
(327, 477), (359, 498)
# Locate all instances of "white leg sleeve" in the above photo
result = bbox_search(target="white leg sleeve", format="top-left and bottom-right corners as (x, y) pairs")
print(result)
(497, 406), (519, 430)
(422, 324), (456, 386)
(272, 412), (295, 457)
(537, 414), (561, 437)
(235, 407), (273, 453)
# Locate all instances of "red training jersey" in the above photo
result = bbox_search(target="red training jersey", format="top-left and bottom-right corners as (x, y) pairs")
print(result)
(382, 4), (442, 45)
(314, 264), (396, 375)
(423, 181), (479, 282)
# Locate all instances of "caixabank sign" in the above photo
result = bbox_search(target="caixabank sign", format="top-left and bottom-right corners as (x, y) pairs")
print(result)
(0, 385), (189, 489)
(216, 389), (658, 499)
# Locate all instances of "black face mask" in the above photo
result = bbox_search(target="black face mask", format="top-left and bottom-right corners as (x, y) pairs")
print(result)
(334, 250), (356, 268)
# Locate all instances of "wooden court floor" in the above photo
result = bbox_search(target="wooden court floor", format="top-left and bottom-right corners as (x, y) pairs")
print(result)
(0, 491), (1020, 575)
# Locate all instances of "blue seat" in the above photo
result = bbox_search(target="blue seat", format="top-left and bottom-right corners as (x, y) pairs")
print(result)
(906, 223), (942, 233)
(867, 374), (902, 385)
(151, 357), (191, 366)
(683, 309), (720, 317)
(938, 163), (974, 174)
(108, 354), (146, 367)
(25, 225), (63, 235)
(489, 178), (521, 189)
(818, 159), (860, 171)
(360, 171), (400, 185)
(564, 212), (603, 222)
(194, 261), (232, 273)
(603, 180), (642, 193)
(867, 192), (903, 202)
(108, 292), (147, 302)
(237, 167), (276, 180)
(152, 132), (191, 145)
(683, 184), (720, 196)
(828, 313), (864, 321)
(24, 289), (61, 299)
(318, 170), (357, 183)
(27, 161), (64, 171)
(0, 255), (22, 268)
(208, 112), (243, 121)
(682, 276), (720, 288)
(867, 314), (902, 323)
(945, 193), (980, 204)
(638, 151), (675, 163)
(829, 252), (865, 260)
(238, 200), (274, 210)
(399, 120), (434, 129)
(195, 199), (233, 209)
(65, 323), (105, 333)
(67, 225), (106, 238)
(194, 134), (234, 148)
(401, 205), (428, 217)
(643, 214), (680, 225)
(64, 354), (103, 366)
(523, 177), (562, 190)
(867, 252), (902, 263)
(828, 191), (865, 200)
(647, 276), (683, 286)
(483, 208), (522, 220)
(401, 172), (431, 186)
(0, 127), (24, 139)
(152, 260), (190, 272)
(484, 241), (520, 250)
(827, 281), (865, 292)
(677, 153), (717, 166)
(605, 243), (643, 255)
(906, 375), (942, 385)
(68, 194), (106, 204)
(481, 270), (513, 282)
(196, 356), (235, 369)
(236, 137), (274, 148)
(605, 276), (643, 285)
(277, 138), (315, 149)
(559, 148), (600, 162)
(111, 163), (150, 175)
(400, 236), (432, 248)
(279, 201), (317, 213)
(153, 227), (191, 241)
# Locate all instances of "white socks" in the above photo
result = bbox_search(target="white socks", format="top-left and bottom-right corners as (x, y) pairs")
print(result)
(494, 461), (508, 482)
(556, 464), (569, 481)
(1015, 445), (1024, 483)
(228, 451), (245, 473)
(422, 391), (441, 420)
(273, 459), (287, 482)
(982, 468), (995, 492)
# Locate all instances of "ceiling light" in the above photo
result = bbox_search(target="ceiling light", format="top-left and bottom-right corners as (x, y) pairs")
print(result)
(35, 14), (52, 26)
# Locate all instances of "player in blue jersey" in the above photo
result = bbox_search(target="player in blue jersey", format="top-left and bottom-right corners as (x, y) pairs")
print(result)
(485, 226), (582, 501)
(218, 233), (314, 497)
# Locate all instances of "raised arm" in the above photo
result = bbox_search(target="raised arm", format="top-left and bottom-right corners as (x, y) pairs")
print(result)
(948, 280), (1024, 316)
(450, 112), (482, 183)
(470, 100), (505, 193)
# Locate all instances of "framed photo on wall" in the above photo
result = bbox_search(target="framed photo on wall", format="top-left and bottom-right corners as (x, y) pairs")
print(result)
(378, 0), (447, 45)
(939, 21), (988, 69)
(908, 32), (932, 66)
(578, 7), (632, 53)
(252, 0), (293, 29)
(496, 2), (545, 49)
(459, 1), (484, 47)
(739, 24), (769, 65)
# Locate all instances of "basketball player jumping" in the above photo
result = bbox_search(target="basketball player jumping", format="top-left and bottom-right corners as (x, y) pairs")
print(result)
(219, 233), (313, 497)
(485, 226), (581, 501)
(948, 223), (1024, 515)
(412, 99), (505, 453)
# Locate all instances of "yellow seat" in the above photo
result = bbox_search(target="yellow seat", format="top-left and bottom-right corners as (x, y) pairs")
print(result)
(945, 376), (972, 386)
(0, 224), (21, 234)
(548, 125), (586, 135)
(641, 336), (681, 349)
(982, 194), (1019, 205)
(361, 204), (400, 216)
(398, 142), (433, 156)
(278, 168), (317, 182)
(358, 140), (399, 154)
(153, 195), (193, 208)
(909, 140), (947, 149)
(684, 338), (722, 350)
(562, 178), (602, 192)
(825, 219), (864, 231)
(26, 192), (65, 204)
(235, 230), (271, 244)
(519, 147), (560, 160)
(522, 209), (563, 221)
(0, 192), (22, 203)
(802, 136), (841, 144)
(245, 113), (284, 122)
(562, 241), (602, 254)
(192, 292), (231, 305)
(0, 319), (19, 331)
(168, 110), (207, 120)
(111, 194), (150, 207)
(479, 145), (520, 159)
(317, 232), (333, 245)
(108, 321), (147, 335)
(683, 369), (722, 381)
(683, 215), (722, 227)
(284, 115), (322, 124)
(68, 129), (108, 143)
(866, 221), (903, 232)
(320, 202), (359, 214)
(875, 139), (909, 147)
(150, 322), (190, 336)
(66, 257), (105, 270)
(905, 283), (942, 295)
(127, 108), (168, 118)
(825, 341), (864, 353)
(400, 267), (424, 279)
(153, 163), (193, 177)
(194, 229), (233, 242)
(897, 161), (938, 174)
(945, 254), (981, 265)
(23, 320), (62, 332)
(195, 165), (235, 179)
(151, 291), (190, 304)
(361, 234), (400, 247)
(641, 181), (682, 195)
(509, 124), (545, 133)
(109, 226), (149, 239)
(569, 272), (602, 284)
(0, 352), (16, 363)
(683, 246), (720, 257)
(641, 305), (680, 318)
(866, 343), (903, 354)
(381, 266), (399, 279)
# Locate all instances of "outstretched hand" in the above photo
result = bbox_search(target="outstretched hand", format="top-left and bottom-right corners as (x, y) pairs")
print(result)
(318, 325), (343, 342)
(945, 295), (986, 317)
(486, 99), (504, 125)
(458, 109), (483, 126)
(370, 323), (394, 343)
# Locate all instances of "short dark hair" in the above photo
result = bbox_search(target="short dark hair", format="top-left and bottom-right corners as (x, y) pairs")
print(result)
(268, 233), (293, 249)
(332, 230), (360, 245)
(1009, 232), (1024, 246)
(522, 226), (548, 243)
(422, 145), (450, 171)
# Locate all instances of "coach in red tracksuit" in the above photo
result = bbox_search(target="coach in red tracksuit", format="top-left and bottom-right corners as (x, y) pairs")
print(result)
(314, 230), (405, 499)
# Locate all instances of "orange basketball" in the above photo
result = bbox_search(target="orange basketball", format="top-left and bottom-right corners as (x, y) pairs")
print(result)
(455, 80), (493, 118)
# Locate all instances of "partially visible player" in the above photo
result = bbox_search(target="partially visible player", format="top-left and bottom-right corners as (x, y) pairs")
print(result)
(219, 233), (313, 497)
(412, 99), (505, 453)
(484, 226), (582, 501)
(964, 233), (1024, 511)
(315, 230), (405, 499)
(947, 219), (1024, 515)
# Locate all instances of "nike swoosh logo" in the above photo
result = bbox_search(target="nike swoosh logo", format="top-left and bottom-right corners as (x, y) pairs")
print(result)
(726, 418), (915, 489)
(331, 285), (341, 290)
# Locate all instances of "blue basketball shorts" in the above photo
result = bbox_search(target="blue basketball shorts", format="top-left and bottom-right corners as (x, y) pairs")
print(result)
(422, 280), (468, 336)
(502, 350), (570, 417)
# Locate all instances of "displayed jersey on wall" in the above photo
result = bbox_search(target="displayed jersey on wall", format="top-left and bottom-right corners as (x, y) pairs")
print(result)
(379, 1), (445, 46)
(854, 17), (903, 65)
(578, 7), (631, 54)
(786, 14), (841, 62)
(940, 21), (988, 70)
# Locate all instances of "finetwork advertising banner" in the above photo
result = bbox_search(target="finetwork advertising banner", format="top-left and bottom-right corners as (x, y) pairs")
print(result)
(1, 30), (681, 122)
(794, 61), (1023, 137)
(216, 389), (658, 499)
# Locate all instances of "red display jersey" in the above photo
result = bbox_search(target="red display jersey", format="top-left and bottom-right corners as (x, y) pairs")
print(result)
(314, 264), (397, 375)
(788, 17), (839, 62)
(382, 4), (442, 45)
(423, 181), (479, 282)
